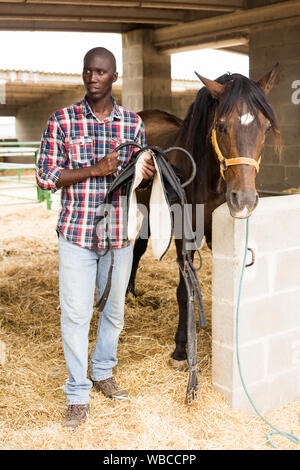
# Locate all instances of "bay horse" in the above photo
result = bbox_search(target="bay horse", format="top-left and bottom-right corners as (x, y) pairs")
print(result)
(130, 65), (280, 369)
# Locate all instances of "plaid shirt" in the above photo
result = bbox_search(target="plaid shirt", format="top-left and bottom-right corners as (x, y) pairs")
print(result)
(36, 96), (147, 250)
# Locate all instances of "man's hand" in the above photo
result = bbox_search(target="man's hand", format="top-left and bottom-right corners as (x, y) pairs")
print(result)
(141, 156), (156, 180)
(91, 152), (119, 177)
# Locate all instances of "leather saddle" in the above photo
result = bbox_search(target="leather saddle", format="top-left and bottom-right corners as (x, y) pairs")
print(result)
(93, 143), (206, 404)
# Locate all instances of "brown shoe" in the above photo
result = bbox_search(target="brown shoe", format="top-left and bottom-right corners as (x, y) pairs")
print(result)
(93, 377), (129, 400)
(63, 404), (89, 429)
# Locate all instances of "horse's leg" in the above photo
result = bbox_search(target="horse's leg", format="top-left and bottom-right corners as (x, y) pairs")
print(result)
(170, 268), (188, 369)
(169, 240), (195, 371)
(127, 220), (150, 296)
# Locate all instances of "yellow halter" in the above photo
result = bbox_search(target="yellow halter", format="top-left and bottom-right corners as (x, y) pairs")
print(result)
(211, 127), (261, 180)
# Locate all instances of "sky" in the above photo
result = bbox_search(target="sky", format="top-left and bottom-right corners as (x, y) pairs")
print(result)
(0, 31), (249, 80)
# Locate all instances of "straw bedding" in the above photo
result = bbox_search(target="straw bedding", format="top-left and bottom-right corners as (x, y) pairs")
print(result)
(0, 200), (299, 450)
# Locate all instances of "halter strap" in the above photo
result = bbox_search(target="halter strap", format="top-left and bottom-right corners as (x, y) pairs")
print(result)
(211, 128), (261, 180)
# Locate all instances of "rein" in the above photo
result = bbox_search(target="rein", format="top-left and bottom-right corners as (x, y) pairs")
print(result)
(93, 142), (206, 404)
(211, 127), (261, 180)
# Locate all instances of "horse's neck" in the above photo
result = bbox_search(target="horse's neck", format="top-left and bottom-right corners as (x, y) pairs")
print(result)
(206, 145), (225, 195)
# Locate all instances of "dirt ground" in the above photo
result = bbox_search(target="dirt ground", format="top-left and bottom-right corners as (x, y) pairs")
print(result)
(0, 193), (299, 450)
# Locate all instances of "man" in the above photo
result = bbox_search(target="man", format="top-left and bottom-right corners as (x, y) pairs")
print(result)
(36, 47), (155, 429)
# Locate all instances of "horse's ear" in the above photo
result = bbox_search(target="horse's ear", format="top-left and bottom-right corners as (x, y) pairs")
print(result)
(256, 63), (279, 95)
(194, 71), (225, 99)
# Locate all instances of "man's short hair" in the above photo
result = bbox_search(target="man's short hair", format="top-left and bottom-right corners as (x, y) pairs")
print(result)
(83, 47), (117, 73)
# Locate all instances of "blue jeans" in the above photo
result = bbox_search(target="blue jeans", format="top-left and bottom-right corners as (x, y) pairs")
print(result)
(58, 234), (133, 404)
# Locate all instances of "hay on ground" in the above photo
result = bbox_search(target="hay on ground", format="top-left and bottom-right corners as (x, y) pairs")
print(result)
(0, 202), (299, 450)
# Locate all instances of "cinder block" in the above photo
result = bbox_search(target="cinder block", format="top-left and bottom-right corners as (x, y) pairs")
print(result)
(231, 368), (300, 414)
(212, 209), (241, 258)
(212, 300), (235, 346)
(249, 28), (284, 49)
(281, 104), (300, 127)
(249, 47), (268, 70)
(123, 78), (143, 94)
(282, 145), (300, 167)
(212, 195), (300, 413)
(267, 329), (300, 376)
(212, 340), (265, 390)
(267, 84), (297, 106)
(285, 166), (300, 189)
(274, 249), (300, 291)
(15, 87), (85, 141)
(212, 252), (271, 303)
(212, 341), (234, 390)
(262, 146), (281, 165)
(280, 126), (300, 146)
(256, 164), (285, 189)
(145, 96), (172, 112)
(277, 63), (300, 86)
(283, 23), (300, 45)
(266, 44), (300, 66)
(250, 24), (300, 191)
(143, 62), (171, 79)
(122, 29), (171, 113)
(237, 290), (300, 343)
(248, 209), (300, 252)
(233, 341), (266, 388)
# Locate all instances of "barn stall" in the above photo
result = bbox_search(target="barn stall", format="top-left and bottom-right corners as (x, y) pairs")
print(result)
(0, 0), (299, 452)
(0, 195), (299, 450)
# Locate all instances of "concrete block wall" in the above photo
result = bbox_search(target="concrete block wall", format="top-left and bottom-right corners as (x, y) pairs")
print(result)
(212, 194), (300, 414)
(122, 29), (172, 112)
(15, 87), (86, 143)
(14, 86), (195, 147)
(171, 90), (197, 120)
(13, 87), (121, 162)
(249, 20), (300, 191)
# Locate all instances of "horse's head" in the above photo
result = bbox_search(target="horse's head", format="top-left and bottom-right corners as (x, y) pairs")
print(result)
(195, 65), (280, 218)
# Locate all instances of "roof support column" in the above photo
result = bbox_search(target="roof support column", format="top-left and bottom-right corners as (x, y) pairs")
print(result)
(122, 29), (171, 112)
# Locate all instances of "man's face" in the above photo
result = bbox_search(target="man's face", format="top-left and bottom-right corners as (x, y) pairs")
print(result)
(82, 54), (118, 101)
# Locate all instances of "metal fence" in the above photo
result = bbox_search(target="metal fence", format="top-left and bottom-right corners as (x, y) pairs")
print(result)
(0, 142), (52, 210)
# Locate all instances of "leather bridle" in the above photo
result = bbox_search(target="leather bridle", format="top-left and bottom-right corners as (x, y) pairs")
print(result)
(211, 126), (261, 180)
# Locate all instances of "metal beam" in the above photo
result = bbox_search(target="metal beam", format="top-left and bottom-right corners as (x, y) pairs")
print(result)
(0, 3), (195, 24)
(153, 0), (300, 52)
(0, 106), (18, 116)
(0, 16), (178, 25)
(0, 19), (129, 32)
(158, 34), (249, 54)
(24, 0), (244, 12)
(221, 44), (249, 55)
(140, 1), (242, 10)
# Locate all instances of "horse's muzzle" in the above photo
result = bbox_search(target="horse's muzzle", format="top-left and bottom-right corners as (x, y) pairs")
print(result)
(227, 189), (259, 219)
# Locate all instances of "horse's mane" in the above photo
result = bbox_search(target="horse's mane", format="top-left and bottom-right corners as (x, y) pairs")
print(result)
(180, 72), (280, 177)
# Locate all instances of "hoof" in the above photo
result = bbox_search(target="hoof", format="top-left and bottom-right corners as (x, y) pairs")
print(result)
(169, 358), (188, 371)
(126, 285), (137, 297)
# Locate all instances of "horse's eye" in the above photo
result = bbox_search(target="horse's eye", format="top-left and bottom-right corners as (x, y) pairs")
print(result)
(217, 123), (227, 134)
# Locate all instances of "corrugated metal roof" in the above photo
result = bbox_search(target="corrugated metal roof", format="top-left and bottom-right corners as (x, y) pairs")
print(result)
(0, 69), (200, 88)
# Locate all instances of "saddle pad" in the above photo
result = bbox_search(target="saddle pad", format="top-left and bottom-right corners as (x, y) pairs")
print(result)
(127, 149), (172, 260)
